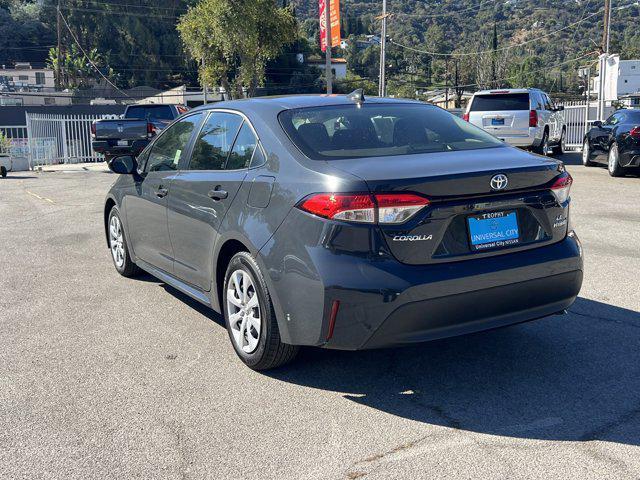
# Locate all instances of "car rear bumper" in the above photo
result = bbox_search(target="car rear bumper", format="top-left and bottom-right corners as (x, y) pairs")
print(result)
(621, 149), (640, 167)
(494, 130), (538, 147)
(263, 219), (583, 350)
(91, 139), (148, 156)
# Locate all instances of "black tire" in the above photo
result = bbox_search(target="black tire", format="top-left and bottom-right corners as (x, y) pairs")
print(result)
(536, 130), (550, 156)
(107, 206), (140, 277)
(553, 128), (566, 156)
(582, 139), (595, 166)
(607, 142), (625, 177)
(223, 252), (298, 370)
(0, 166), (6, 178)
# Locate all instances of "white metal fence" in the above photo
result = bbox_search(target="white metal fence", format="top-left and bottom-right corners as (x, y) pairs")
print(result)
(25, 113), (110, 167)
(0, 125), (29, 157)
(560, 101), (615, 149)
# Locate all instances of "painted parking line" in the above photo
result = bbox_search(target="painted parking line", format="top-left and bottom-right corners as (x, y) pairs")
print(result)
(25, 190), (55, 204)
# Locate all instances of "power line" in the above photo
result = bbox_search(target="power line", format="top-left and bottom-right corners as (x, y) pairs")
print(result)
(390, 0), (503, 18)
(390, 50), (598, 90)
(59, 11), (130, 98)
(389, 9), (605, 57)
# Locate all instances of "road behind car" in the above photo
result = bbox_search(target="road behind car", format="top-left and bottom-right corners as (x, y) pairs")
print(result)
(0, 156), (639, 479)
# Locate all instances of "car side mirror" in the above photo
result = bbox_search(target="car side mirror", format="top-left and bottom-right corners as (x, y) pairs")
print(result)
(108, 155), (137, 174)
(592, 120), (603, 128)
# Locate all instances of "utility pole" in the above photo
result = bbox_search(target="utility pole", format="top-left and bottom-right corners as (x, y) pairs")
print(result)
(56, 0), (62, 89)
(444, 57), (449, 108)
(599, 0), (612, 120)
(378, 0), (387, 97)
(201, 58), (208, 104)
(324, 0), (332, 95)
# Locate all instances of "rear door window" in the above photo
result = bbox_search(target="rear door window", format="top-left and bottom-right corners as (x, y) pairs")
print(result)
(188, 112), (243, 170)
(126, 105), (175, 121)
(226, 122), (258, 170)
(470, 93), (530, 111)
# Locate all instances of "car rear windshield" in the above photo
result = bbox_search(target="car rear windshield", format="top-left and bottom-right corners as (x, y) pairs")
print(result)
(470, 93), (530, 111)
(126, 105), (174, 121)
(279, 103), (504, 160)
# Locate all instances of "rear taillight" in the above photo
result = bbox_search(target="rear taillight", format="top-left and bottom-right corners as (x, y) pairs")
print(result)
(630, 126), (640, 138)
(90, 122), (96, 137)
(550, 172), (573, 204)
(529, 110), (538, 128)
(147, 122), (156, 137)
(462, 112), (470, 122)
(297, 193), (430, 224)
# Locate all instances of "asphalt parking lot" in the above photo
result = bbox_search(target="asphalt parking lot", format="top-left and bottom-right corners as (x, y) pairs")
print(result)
(1, 153), (639, 479)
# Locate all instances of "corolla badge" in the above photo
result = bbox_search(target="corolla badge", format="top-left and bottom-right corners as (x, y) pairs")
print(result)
(490, 174), (509, 191)
(392, 234), (433, 242)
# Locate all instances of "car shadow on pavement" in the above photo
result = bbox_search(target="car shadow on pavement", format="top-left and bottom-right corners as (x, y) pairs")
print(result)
(266, 297), (640, 446)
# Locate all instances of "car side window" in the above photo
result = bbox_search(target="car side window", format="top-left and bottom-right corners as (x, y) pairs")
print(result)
(226, 122), (258, 170)
(605, 113), (619, 126)
(531, 92), (543, 110)
(188, 112), (243, 171)
(542, 94), (552, 111)
(146, 114), (202, 173)
(249, 144), (266, 168)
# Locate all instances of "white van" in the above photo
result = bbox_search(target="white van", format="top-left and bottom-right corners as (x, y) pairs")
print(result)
(463, 88), (566, 156)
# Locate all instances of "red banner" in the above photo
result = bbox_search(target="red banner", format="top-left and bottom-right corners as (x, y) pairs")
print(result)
(319, 0), (341, 52)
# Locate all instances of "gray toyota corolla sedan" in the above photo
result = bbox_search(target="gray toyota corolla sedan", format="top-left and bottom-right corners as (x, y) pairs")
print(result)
(104, 92), (583, 370)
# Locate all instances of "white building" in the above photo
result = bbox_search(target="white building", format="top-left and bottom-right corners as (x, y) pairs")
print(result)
(0, 63), (71, 106)
(306, 58), (348, 80)
(592, 56), (640, 102)
(0, 63), (55, 90)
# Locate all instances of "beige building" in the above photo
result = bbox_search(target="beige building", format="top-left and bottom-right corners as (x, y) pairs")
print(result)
(0, 63), (55, 89)
(0, 63), (71, 106)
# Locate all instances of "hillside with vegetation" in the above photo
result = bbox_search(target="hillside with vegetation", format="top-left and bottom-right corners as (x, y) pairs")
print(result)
(294, 0), (640, 99)
(1, 0), (638, 100)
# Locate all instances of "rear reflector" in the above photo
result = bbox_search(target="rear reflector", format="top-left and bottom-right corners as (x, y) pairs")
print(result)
(550, 172), (573, 204)
(326, 300), (340, 341)
(529, 110), (538, 128)
(298, 193), (430, 224)
(630, 126), (640, 138)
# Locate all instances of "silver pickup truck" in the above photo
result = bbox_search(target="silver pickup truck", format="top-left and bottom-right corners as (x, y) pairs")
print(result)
(91, 104), (188, 160)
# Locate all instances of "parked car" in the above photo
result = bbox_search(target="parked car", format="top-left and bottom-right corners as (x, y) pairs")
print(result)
(103, 93), (583, 370)
(582, 109), (640, 176)
(0, 152), (10, 178)
(91, 104), (188, 160)
(463, 88), (566, 156)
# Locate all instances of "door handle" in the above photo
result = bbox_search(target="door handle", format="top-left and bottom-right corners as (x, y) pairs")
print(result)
(155, 187), (168, 198)
(208, 188), (228, 201)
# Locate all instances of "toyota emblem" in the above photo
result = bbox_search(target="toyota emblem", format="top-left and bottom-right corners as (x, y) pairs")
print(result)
(490, 174), (508, 191)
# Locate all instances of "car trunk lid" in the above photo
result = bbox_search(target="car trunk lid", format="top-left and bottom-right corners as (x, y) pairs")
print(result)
(330, 147), (567, 264)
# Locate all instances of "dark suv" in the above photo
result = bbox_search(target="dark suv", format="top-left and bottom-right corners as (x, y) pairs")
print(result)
(104, 94), (583, 370)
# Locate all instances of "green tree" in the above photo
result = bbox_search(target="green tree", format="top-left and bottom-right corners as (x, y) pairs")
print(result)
(178, 0), (297, 98)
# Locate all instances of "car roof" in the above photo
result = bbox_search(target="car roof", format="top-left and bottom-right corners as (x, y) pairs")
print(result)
(189, 94), (427, 117)
(472, 88), (540, 96)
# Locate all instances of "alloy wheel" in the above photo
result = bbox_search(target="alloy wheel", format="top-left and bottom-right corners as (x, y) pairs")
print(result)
(582, 141), (590, 165)
(608, 144), (619, 174)
(109, 215), (125, 268)
(226, 269), (261, 354)
(542, 136), (550, 156)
